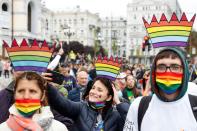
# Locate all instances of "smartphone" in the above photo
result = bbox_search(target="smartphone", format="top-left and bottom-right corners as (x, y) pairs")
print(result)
(47, 70), (65, 85)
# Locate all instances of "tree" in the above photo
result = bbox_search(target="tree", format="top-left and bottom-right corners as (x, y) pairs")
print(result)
(84, 46), (94, 57)
(186, 31), (197, 57)
(69, 41), (84, 54)
(93, 27), (101, 57)
(112, 39), (118, 56)
(62, 42), (69, 54)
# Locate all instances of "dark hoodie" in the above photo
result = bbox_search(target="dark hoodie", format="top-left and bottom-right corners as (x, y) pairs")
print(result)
(150, 47), (189, 102)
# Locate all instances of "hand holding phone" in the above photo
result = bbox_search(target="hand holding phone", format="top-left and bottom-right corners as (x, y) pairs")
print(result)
(46, 70), (65, 85)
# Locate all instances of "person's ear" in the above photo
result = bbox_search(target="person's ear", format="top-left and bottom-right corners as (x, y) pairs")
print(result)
(106, 95), (112, 101)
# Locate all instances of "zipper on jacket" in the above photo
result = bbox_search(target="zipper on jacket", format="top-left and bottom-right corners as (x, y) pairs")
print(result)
(90, 112), (98, 131)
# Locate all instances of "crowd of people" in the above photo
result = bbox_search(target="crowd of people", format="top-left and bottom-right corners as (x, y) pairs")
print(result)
(0, 45), (197, 131)
(1, 12), (197, 131)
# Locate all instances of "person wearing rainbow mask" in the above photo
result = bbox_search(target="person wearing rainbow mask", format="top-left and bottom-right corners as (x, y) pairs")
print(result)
(46, 56), (130, 131)
(123, 12), (197, 131)
(0, 72), (68, 131)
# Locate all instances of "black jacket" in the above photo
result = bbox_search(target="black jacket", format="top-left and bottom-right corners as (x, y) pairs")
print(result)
(48, 85), (129, 131)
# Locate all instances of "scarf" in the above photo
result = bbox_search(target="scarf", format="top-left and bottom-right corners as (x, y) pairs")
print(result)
(6, 115), (43, 131)
(156, 72), (183, 94)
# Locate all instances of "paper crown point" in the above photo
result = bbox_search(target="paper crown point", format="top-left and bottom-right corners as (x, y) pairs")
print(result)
(143, 12), (196, 48)
(151, 15), (158, 22)
(95, 56), (122, 81)
(160, 13), (167, 21)
(32, 39), (39, 47)
(170, 12), (178, 21)
(4, 39), (55, 73)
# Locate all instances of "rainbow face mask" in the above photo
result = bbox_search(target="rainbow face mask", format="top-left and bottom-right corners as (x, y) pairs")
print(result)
(156, 72), (183, 94)
(15, 99), (41, 118)
(88, 101), (106, 110)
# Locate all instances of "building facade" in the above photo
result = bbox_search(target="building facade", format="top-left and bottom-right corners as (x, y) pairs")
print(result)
(100, 17), (127, 57)
(51, 6), (101, 46)
(0, 0), (42, 55)
(0, 2), (101, 56)
(0, 0), (183, 62)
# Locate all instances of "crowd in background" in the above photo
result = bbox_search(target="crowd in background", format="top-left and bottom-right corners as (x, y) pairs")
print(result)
(1, 45), (197, 131)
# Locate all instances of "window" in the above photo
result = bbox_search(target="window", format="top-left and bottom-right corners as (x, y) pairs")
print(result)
(106, 22), (108, 26)
(74, 19), (77, 25)
(124, 31), (126, 36)
(156, 6), (158, 10)
(81, 18), (84, 24)
(2, 3), (8, 12)
(106, 30), (108, 36)
(64, 19), (67, 25)
(134, 14), (136, 20)
(81, 30), (84, 36)
(69, 19), (72, 24)
(46, 19), (48, 30)
(133, 26), (137, 31)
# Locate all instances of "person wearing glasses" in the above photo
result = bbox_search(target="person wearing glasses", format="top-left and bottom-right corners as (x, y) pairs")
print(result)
(123, 47), (197, 131)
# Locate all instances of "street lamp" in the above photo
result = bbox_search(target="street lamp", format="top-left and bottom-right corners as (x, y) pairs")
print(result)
(61, 24), (75, 44)
(97, 32), (103, 44)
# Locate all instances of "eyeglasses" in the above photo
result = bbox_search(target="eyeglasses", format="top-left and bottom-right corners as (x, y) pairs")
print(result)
(156, 64), (183, 73)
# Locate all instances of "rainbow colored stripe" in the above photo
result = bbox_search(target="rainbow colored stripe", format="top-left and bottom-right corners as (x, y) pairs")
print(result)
(3, 39), (55, 73)
(91, 101), (106, 109)
(15, 99), (41, 117)
(143, 13), (196, 48)
(156, 72), (183, 94)
(95, 56), (121, 81)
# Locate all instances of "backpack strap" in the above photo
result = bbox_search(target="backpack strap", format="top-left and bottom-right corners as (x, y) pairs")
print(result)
(138, 96), (152, 131)
(188, 94), (197, 122)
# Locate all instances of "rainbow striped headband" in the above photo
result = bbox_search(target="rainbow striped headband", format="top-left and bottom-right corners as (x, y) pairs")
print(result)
(95, 56), (122, 81)
(3, 39), (55, 73)
(143, 12), (196, 48)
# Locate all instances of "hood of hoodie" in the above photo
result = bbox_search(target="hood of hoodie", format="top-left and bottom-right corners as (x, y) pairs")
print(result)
(150, 47), (189, 102)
